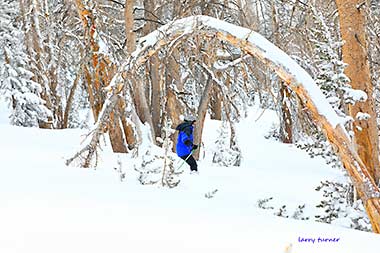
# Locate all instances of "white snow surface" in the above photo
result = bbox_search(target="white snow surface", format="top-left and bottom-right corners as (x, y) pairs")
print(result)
(1, 105), (380, 253)
(0, 96), (10, 124)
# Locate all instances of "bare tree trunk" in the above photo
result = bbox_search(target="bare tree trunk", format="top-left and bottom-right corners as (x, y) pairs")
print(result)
(63, 67), (81, 128)
(165, 49), (183, 150)
(76, 0), (127, 153)
(335, 0), (380, 182)
(83, 65), (97, 120)
(120, 0), (139, 149)
(166, 88), (183, 150)
(271, 2), (293, 143)
(121, 0), (156, 141)
(194, 76), (213, 159)
(118, 98), (136, 150)
(42, 0), (63, 128)
(130, 75), (156, 140)
(143, 0), (160, 139)
(28, 0), (54, 128)
(210, 85), (222, 120)
(280, 84), (293, 143)
(108, 111), (128, 153)
(149, 55), (161, 139)
(124, 0), (136, 53)
(24, 0), (66, 129)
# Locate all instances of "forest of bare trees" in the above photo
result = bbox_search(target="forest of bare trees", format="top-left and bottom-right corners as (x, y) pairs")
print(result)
(1, 0), (380, 232)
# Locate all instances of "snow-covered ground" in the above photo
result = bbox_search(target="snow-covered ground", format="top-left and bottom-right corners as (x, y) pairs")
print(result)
(1, 106), (380, 253)
(0, 97), (10, 125)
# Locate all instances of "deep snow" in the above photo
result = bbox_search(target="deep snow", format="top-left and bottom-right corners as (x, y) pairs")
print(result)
(1, 106), (380, 253)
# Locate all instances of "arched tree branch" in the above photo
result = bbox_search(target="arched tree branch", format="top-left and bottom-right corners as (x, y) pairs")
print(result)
(67, 16), (380, 232)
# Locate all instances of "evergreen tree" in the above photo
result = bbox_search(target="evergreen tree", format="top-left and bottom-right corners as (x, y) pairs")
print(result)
(295, 5), (351, 169)
(0, 0), (51, 127)
(310, 6), (350, 118)
(213, 121), (241, 167)
(135, 119), (182, 187)
(315, 180), (371, 232)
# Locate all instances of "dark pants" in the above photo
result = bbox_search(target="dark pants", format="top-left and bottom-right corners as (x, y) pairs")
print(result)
(180, 154), (198, 172)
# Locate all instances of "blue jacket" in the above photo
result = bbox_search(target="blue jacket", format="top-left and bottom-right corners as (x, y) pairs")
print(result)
(175, 121), (194, 157)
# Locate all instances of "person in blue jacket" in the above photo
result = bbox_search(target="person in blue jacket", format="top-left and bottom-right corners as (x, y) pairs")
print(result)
(175, 116), (198, 173)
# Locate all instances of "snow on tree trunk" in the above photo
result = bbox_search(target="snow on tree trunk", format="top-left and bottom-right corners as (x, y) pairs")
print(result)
(335, 0), (380, 183)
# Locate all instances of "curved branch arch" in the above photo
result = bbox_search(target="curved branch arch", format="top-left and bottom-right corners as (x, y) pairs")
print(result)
(74, 15), (380, 232)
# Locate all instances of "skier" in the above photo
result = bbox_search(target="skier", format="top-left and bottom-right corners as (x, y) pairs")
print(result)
(175, 116), (199, 173)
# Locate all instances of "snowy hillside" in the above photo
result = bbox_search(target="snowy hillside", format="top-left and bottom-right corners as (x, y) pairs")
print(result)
(1, 107), (380, 253)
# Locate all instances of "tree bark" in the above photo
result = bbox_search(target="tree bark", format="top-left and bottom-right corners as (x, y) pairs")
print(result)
(76, 0), (128, 153)
(108, 111), (128, 153)
(63, 67), (81, 128)
(120, 0), (138, 148)
(280, 84), (293, 143)
(124, 0), (136, 52)
(27, 0), (56, 129)
(272, 2), (293, 143)
(335, 0), (380, 182)
(210, 85), (222, 120)
(194, 76), (213, 159)
(122, 0), (156, 141)
(166, 49), (183, 151)
(149, 55), (161, 139)
(143, 0), (161, 139)
(118, 98), (137, 150)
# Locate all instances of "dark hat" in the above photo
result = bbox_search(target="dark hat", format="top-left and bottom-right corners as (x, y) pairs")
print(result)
(184, 115), (197, 123)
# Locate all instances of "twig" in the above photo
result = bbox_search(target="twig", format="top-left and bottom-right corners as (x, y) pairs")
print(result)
(255, 108), (267, 122)
(357, 1), (366, 10)
(108, 0), (124, 7)
(134, 17), (165, 26)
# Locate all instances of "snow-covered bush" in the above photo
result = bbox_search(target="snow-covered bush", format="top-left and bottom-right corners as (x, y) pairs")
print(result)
(292, 204), (309, 221)
(257, 197), (275, 210)
(274, 205), (289, 218)
(137, 148), (166, 185)
(204, 189), (218, 199)
(256, 197), (309, 221)
(264, 123), (282, 141)
(212, 121), (241, 167)
(315, 180), (371, 232)
(135, 119), (183, 188)
(296, 133), (342, 169)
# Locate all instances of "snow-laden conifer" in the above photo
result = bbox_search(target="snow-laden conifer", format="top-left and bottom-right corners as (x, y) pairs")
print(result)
(212, 121), (241, 167)
(135, 118), (182, 187)
(0, 0), (51, 127)
(315, 180), (372, 232)
(309, 6), (350, 117)
(295, 6), (349, 167)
